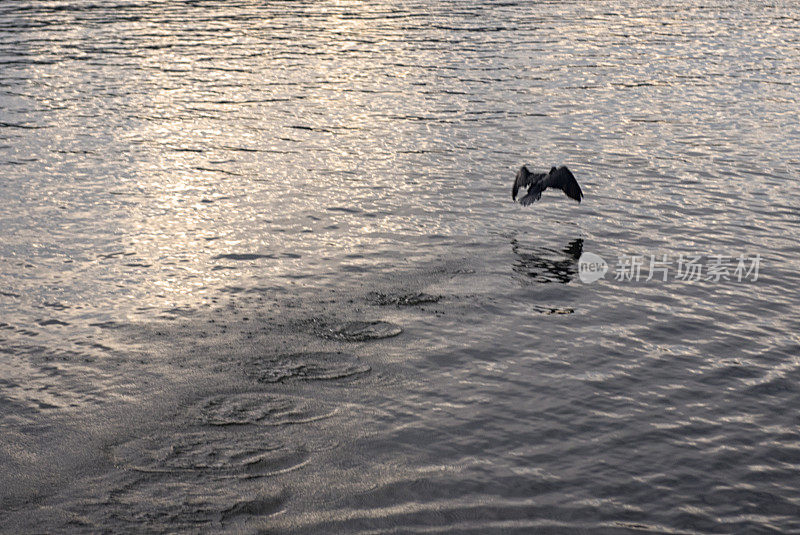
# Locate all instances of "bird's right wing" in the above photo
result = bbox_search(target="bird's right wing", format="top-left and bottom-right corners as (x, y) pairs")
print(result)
(544, 166), (583, 203)
(512, 166), (546, 201)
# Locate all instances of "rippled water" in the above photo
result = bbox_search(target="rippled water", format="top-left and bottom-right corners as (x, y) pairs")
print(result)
(2, 1), (800, 532)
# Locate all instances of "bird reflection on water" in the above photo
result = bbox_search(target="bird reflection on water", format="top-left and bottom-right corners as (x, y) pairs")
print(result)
(511, 237), (583, 284)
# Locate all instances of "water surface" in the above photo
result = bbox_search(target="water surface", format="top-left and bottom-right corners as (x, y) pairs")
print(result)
(2, 1), (800, 533)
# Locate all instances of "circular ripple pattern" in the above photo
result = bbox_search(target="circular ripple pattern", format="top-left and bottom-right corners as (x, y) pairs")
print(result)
(193, 392), (337, 426)
(247, 352), (371, 384)
(112, 431), (309, 476)
(320, 321), (404, 342)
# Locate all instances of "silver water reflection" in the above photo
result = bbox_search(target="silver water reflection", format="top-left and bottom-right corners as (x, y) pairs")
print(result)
(2, 1), (800, 533)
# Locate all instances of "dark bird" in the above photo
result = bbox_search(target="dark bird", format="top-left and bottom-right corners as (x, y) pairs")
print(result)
(512, 165), (583, 206)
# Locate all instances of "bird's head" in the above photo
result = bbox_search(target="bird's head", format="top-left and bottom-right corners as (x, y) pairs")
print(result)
(549, 166), (558, 175)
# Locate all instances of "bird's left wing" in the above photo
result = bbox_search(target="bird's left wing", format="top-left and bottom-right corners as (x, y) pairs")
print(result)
(512, 166), (546, 201)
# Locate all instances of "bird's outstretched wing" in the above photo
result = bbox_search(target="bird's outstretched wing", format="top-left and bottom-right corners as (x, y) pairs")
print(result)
(543, 166), (583, 203)
(512, 166), (546, 201)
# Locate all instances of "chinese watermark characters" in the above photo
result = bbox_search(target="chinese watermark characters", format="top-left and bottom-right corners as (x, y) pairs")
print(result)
(578, 253), (761, 284)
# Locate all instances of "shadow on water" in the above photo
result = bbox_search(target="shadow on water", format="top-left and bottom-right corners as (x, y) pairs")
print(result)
(511, 237), (583, 284)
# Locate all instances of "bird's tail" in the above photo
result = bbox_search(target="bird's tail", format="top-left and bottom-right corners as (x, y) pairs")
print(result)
(518, 184), (543, 206)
